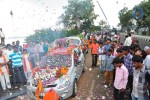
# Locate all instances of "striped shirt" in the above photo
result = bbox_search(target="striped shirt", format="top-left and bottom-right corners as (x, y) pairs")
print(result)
(9, 51), (23, 68)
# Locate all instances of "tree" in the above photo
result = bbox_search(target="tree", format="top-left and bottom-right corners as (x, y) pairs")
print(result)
(59, 0), (98, 31)
(137, 0), (150, 34)
(25, 28), (66, 43)
(118, 7), (133, 29)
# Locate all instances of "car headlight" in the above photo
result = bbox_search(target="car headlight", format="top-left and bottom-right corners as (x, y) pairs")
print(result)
(57, 75), (70, 89)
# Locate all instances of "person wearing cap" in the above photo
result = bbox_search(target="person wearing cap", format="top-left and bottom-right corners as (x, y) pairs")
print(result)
(0, 49), (11, 90)
(144, 46), (150, 70)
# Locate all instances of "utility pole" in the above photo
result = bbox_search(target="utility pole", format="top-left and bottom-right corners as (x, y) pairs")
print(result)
(97, 1), (110, 27)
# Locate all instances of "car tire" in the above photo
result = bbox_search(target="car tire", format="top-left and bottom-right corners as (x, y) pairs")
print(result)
(72, 80), (78, 97)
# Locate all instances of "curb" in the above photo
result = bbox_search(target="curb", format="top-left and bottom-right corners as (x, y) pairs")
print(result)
(121, 34), (150, 42)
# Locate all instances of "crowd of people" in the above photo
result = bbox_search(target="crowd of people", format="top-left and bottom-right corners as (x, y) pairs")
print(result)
(0, 40), (49, 91)
(88, 32), (150, 100)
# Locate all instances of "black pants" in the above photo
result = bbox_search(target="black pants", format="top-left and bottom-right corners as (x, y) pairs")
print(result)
(127, 75), (133, 100)
(12, 66), (27, 85)
(8, 61), (13, 84)
(113, 87), (125, 100)
(113, 69), (116, 82)
(92, 54), (98, 67)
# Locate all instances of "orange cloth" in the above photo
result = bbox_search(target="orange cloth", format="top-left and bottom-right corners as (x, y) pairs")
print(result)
(90, 43), (99, 54)
(0, 54), (9, 75)
(87, 40), (91, 48)
(35, 79), (43, 100)
(43, 89), (59, 100)
(22, 54), (33, 73)
(91, 36), (95, 43)
(61, 66), (68, 75)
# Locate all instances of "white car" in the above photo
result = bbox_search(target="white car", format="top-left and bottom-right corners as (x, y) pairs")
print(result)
(27, 46), (85, 99)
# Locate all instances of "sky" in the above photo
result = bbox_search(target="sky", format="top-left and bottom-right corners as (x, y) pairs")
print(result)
(0, 0), (143, 38)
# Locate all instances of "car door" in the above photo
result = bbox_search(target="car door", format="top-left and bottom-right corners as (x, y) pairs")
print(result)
(74, 48), (84, 80)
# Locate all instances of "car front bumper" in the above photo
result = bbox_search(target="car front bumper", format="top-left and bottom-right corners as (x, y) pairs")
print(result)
(27, 84), (73, 99)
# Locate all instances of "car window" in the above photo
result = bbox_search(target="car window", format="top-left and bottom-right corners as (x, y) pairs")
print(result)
(68, 39), (80, 45)
(74, 48), (81, 57)
(40, 54), (72, 67)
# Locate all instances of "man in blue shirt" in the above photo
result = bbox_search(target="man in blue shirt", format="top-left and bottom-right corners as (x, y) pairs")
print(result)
(9, 46), (26, 87)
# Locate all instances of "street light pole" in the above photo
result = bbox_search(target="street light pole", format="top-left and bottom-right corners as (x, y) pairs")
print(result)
(97, 1), (110, 27)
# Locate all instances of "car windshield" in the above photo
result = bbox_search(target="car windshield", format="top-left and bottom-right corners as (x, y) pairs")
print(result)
(68, 39), (80, 45)
(46, 54), (72, 67)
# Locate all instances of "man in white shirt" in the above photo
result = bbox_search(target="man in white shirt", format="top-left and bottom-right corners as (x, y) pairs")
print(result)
(95, 33), (101, 42)
(124, 33), (132, 46)
(3, 44), (13, 84)
(144, 46), (150, 70)
(0, 49), (11, 90)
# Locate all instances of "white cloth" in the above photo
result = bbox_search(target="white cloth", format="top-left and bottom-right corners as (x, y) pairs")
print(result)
(24, 55), (32, 72)
(124, 37), (132, 46)
(37, 44), (44, 52)
(95, 35), (101, 41)
(98, 47), (105, 60)
(3, 50), (13, 61)
(143, 55), (150, 70)
(0, 57), (11, 90)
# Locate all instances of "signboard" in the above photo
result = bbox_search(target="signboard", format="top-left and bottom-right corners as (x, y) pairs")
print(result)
(132, 6), (144, 20)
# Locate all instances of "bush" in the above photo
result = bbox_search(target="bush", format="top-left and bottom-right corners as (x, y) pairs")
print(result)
(142, 31), (147, 36)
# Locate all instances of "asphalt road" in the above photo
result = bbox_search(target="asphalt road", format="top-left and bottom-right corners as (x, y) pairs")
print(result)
(120, 34), (150, 49)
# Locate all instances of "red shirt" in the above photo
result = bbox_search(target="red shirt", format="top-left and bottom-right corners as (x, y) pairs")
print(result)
(90, 43), (99, 54)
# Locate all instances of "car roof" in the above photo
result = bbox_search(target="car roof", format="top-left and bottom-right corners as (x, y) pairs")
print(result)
(49, 45), (78, 55)
(67, 36), (81, 40)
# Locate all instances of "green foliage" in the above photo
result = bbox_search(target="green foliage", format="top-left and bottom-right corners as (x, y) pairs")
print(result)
(59, 0), (98, 32)
(142, 31), (147, 36)
(64, 28), (80, 37)
(118, 7), (132, 28)
(118, 1), (150, 34)
(25, 28), (66, 43)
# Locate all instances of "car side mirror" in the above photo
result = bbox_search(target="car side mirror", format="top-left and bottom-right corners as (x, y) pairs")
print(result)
(75, 60), (81, 66)
(77, 60), (81, 64)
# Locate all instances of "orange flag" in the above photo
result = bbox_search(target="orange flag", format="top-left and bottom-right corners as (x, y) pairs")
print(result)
(35, 78), (43, 100)
(43, 89), (59, 100)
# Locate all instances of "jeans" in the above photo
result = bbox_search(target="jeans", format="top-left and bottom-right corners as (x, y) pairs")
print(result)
(132, 94), (149, 100)
(99, 60), (104, 73)
(12, 66), (27, 85)
(92, 54), (98, 67)
(113, 87), (125, 100)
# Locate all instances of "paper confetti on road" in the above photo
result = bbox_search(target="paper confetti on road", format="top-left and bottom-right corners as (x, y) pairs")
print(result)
(97, 75), (99, 78)
(89, 68), (92, 71)
(18, 96), (24, 100)
(102, 96), (105, 99)
(9, 93), (12, 96)
(104, 85), (107, 88)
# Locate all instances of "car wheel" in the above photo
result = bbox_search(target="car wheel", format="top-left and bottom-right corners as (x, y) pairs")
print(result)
(72, 80), (78, 97)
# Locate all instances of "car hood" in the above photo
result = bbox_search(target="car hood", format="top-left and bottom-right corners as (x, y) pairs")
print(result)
(32, 66), (70, 87)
